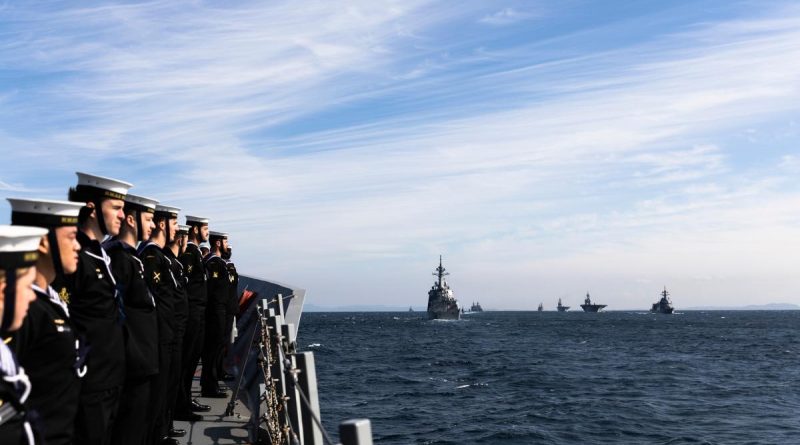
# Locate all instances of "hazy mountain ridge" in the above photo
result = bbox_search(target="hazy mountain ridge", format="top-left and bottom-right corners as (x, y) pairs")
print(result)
(684, 303), (800, 310)
(305, 303), (800, 312)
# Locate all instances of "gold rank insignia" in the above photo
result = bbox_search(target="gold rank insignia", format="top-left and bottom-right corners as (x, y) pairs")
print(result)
(212, 271), (219, 278)
(188, 265), (193, 273)
(59, 287), (71, 304)
(228, 274), (235, 283)
(153, 271), (161, 283)
(54, 319), (65, 325)
(96, 268), (104, 279)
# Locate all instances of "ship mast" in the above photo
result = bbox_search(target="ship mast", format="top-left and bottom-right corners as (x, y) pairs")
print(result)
(433, 254), (449, 288)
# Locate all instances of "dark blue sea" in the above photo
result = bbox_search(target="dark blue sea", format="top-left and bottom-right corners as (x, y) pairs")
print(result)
(297, 311), (800, 444)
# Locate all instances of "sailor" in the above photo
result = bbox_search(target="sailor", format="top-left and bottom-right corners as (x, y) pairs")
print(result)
(199, 241), (210, 258)
(200, 230), (230, 398)
(0, 225), (49, 445)
(61, 172), (132, 445)
(7, 198), (84, 445)
(219, 242), (238, 381)
(138, 204), (182, 445)
(104, 193), (159, 445)
(176, 215), (210, 420)
(163, 224), (191, 439)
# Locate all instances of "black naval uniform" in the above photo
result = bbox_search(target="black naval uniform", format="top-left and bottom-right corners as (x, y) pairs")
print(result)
(177, 241), (207, 413)
(200, 252), (229, 395)
(11, 285), (82, 445)
(55, 230), (126, 445)
(164, 246), (189, 429)
(139, 240), (179, 441)
(219, 259), (239, 376)
(104, 239), (159, 445)
(0, 342), (39, 445)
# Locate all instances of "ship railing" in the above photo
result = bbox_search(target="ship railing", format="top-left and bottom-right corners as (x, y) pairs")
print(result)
(231, 293), (374, 445)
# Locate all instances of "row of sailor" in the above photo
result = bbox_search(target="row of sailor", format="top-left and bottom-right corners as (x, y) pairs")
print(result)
(0, 172), (238, 445)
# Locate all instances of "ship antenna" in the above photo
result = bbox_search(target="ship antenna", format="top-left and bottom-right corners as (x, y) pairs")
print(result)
(433, 254), (449, 288)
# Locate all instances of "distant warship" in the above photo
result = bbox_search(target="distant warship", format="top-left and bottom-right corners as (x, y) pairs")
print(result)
(470, 301), (484, 312)
(580, 292), (607, 312)
(427, 256), (460, 320)
(650, 287), (674, 314)
(557, 298), (569, 312)
(537, 302), (543, 312)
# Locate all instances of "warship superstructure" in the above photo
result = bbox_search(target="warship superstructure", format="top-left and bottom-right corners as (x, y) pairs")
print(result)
(427, 256), (461, 320)
(580, 292), (607, 312)
(538, 302), (543, 312)
(470, 301), (484, 312)
(650, 287), (675, 314)
(557, 298), (570, 312)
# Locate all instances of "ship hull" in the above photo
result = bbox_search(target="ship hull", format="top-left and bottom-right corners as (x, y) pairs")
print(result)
(650, 307), (674, 314)
(557, 307), (569, 312)
(427, 308), (461, 320)
(427, 291), (461, 320)
(580, 304), (606, 312)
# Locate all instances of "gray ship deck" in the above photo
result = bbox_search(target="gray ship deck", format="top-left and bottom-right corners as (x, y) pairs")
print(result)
(174, 275), (374, 445)
(174, 367), (253, 445)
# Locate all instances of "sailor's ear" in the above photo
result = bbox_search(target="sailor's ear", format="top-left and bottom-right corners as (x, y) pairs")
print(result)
(125, 213), (136, 228)
(38, 235), (49, 255)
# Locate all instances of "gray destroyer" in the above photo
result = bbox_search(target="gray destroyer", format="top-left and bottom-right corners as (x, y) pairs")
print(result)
(650, 287), (674, 314)
(427, 256), (461, 320)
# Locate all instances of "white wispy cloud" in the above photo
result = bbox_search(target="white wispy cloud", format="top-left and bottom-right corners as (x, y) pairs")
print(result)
(479, 8), (535, 26)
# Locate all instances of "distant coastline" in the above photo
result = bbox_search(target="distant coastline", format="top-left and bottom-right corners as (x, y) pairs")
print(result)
(683, 303), (800, 311)
(305, 303), (799, 312)
(305, 304), (428, 312)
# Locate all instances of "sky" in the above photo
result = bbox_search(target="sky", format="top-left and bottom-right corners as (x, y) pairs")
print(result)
(1, 0), (799, 310)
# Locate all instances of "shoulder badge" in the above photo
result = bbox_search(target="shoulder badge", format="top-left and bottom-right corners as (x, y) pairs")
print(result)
(59, 287), (71, 304)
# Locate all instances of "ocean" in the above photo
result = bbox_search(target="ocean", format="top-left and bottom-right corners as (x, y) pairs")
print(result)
(297, 311), (800, 444)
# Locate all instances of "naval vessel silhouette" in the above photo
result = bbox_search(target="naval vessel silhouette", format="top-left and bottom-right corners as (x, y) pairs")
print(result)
(427, 256), (461, 320)
(580, 292), (607, 312)
(650, 287), (675, 314)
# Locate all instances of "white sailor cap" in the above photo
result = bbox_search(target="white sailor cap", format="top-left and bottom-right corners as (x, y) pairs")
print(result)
(0, 225), (49, 269)
(199, 241), (211, 250)
(124, 193), (159, 214)
(176, 224), (190, 235)
(7, 198), (84, 228)
(155, 204), (180, 219)
(69, 172), (133, 202)
(185, 215), (209, 225)
(209, 231), (228, 240)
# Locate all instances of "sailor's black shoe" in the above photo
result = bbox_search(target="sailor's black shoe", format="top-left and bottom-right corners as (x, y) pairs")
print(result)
(159, 437), (180, 445)
(191, 399), (211, 412)
(220, 373), (235, 382)
(169, 428), (186, 437)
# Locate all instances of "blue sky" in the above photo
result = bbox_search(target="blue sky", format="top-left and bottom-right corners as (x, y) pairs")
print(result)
(2, 1), (799, 309)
